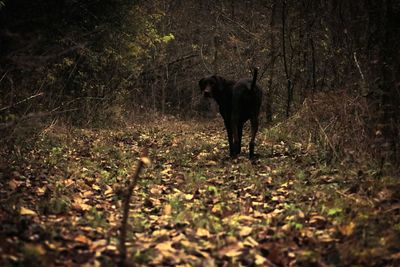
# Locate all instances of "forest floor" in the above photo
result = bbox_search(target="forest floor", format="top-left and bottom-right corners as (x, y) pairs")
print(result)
(0, 117), (399, 267)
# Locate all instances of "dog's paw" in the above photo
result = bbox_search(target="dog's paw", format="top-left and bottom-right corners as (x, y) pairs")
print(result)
(249, 153), (261, 162)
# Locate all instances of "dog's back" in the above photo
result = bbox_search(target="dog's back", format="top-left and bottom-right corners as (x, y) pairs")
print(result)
(232, 78), (262, 121)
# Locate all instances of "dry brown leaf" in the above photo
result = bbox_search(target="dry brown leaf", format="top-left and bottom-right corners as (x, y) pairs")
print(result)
(9, 179), (23, 190)
(196, 228), (210, 238)
(150, 186), (163, 195)
(316, 231), (336, 242)
(104, 185), (113, 196)
(211, 204), (222, 214)
(206, 160), (218, 166)
(45, 240), (64, 251)
(300, 228), (315, 239)
(20, 207), (37, 216)
(309, 215), (327, 228)
(243, 236), (259, 247)
(239, 226), (253, 237)
(24, 243), (46, 256)
(152, 229), (169, 237)
(149, 197), (161, 206)
(91, 239), (108, 251)
(35, 186), (46, 196)
(218, 243), (243, 258)
(390, 252), (400, 260)
(184, 193), (194, 200)
(255, 254), (268, 265)
(161, 167), (172, 176)
(155, 241), (176, 254)
(73, 197), (92, 211)
(63, 179), (75, 187)
(339, 221), (356, 236)
(297, 210), (305, 219)
(74, 234), (92, 245)
(141, 156), (152, 166)
(83, 190), (93, 197)
(163, 204), (172, 216)
(281, 223), (291, 232)
(92, 184), (101, 191)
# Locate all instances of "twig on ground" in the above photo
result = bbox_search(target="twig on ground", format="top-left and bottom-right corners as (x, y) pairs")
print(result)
(118, 148), (150, 267)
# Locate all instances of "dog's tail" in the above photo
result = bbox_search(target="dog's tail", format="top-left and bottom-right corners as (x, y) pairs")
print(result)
(250, 68), (258, 91)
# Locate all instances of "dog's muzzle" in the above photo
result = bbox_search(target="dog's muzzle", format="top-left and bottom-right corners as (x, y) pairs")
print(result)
(203, 87), (212, 98)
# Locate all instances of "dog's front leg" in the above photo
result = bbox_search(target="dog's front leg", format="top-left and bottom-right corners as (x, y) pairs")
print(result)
(224, 119), (235, 157)
(231, 122), (241, 158)
(237, 122), (244, 155)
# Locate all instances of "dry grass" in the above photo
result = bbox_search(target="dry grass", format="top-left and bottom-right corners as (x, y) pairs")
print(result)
(272, 90), (373, 164)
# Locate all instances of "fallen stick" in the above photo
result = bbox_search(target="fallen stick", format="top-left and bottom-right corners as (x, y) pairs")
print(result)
(118, 148), (150, 267)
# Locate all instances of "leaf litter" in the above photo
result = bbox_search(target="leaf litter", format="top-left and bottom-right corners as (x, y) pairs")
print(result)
(0, 118), (399, 266)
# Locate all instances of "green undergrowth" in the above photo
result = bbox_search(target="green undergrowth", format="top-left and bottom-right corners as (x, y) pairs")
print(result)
(0, 117), (399, 266)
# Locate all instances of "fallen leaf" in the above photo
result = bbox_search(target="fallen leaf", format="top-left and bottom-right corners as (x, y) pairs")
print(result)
(92, 184), (101, 191)
(9, 179), (23, 190)
(316, 231), (336, 242)
(239, 226), (253, 237)
(206, 160), (218, 166)
(150, 186), (163, 195)
(211, 204), (222, 214)
(339, 222), (356, 236)
(45, 240), (64, 251)
(243, 236), (259, 247)
(196, 228), (210, 238)
(255, 254), (268, 265)
(104, 185), (113, 196)
(281, 223), (291, 232)
(75, 235), (92, 245)
(73, 197), (92, 211)
(161, 167), (172, 176)
(309, 215), (327, 228)
(152, 229), (169, 237)
(141, 156), (152, 166)
(63, 179), (75, 187)
(24, 243), (46, 256)
(20, 207), (37, 216)
(163, 204), (172, 216)
(83, 190), (93, 197)
(184, 193), (194, 200)
(155, 241), (175, 254)
(389, 252), (400, 260)
(218, 243), (243, 258)
(35, 186), (46, 196)
(91, 239), (108, 251)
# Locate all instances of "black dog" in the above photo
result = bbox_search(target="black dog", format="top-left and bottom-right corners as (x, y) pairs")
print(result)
(199, 69), (262, 159)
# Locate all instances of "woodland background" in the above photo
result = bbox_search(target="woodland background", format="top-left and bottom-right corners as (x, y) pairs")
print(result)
(1, 0), (399, 168)
(1, 1), (400, 266)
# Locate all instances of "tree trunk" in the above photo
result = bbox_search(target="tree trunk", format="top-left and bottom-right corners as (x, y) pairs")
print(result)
(281, 0), (292, 118)
(265, 2), (277, 124)
(366, 0), (400, 166)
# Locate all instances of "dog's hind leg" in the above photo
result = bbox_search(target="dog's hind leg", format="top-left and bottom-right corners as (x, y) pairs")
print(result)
(249, 118), (259, 159)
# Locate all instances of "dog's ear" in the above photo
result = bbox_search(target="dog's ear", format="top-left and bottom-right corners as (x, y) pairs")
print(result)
(198, 78), (206, 91)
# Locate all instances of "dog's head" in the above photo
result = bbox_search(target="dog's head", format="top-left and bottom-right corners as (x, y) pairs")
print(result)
(199, 75), (224, 98)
